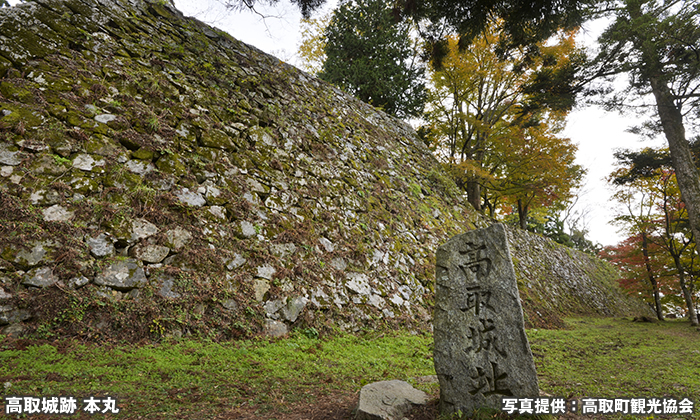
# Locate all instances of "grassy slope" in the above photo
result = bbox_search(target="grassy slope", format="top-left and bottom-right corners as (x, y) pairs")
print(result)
(0, 317), (699, 419)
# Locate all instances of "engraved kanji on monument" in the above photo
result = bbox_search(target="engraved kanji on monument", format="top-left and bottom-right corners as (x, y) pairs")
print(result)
(434, 224), (539, 417)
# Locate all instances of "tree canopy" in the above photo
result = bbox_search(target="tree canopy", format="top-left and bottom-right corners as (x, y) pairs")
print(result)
(421, 25), (584, 228)
(297, 14), (329, 75)
(607, 146), (699, 323)
(317, 0), (426, 119)
(216, 0), (325, 18)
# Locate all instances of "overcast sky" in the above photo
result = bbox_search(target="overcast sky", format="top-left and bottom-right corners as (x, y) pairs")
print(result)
(8, 0), (666, 246)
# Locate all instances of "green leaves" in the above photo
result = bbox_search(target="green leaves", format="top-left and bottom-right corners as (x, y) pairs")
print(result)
(319, 0), (426, 119)
(422, 24), (583, 223)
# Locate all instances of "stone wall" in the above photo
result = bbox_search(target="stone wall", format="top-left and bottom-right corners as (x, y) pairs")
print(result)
(507, 228), (654, 328)
(0, 0), (650, 341)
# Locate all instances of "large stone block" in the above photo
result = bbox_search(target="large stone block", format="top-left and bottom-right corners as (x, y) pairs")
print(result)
(94, 258), (147, 291)
(86, 233), (115, 258)
(22, 267), (58, 288)
(434, 224), (538, 417)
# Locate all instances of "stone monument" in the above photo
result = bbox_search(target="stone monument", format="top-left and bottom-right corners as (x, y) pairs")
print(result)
(434, 224), (539, 417)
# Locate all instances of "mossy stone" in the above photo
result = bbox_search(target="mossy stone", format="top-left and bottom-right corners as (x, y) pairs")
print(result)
(102, 213), (133, 243)
(193, 147), (225, 164)
(156, 153), (188, 177)
(30, 154), (69, 175)
(199, 128), (239, 151)
(48, 138), (74, 157)
(0, 247), (18, 265)
(132, 148), (156, 161)
(0, 56), (11, 78)
(62, 111), (85, 127)
(191, 117), (211, 132)
(0, 104), (43, 128)
(69, 175), (102, 195)
(103, 169), (141, 189)
(91, 122), (111, 135)
(0, 81), (32, 102)
(32, 6), (85, 41)
(47, 104), (67, 118)
(116, 133), (141, 151)
(85, 135), (123, 157)
(47, 76), (73, 93)
(237, 98), (252, 111)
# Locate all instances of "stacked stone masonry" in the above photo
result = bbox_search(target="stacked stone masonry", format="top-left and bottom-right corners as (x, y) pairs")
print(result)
(0, 0), (651, 340)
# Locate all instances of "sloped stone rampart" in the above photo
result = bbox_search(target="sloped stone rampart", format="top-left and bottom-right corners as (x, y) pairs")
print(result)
(507, 229), (654, 327)
(0, 0), (651, 341)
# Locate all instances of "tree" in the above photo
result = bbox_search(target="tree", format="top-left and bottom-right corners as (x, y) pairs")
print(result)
(297, 13), (329, 75)
(589, 0), (700, 269)
(608, 160), (668, 320)
(600, 235), (670, 314)
(485, 116), (584, 229)
(422, 24), (583, 225)
(655, 170), (699, 326)
(318, 0), (426, 119)
(610, 147), (699, 324)
(422, 28), (522, 210)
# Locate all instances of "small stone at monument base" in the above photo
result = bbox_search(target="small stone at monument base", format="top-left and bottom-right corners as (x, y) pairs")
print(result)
(355, 380), (428, 420)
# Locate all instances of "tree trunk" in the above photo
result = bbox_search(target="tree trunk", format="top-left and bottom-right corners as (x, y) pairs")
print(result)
(484, 196), (496, 218)
(671, 253), (699, 326)
(662, 187), (699, 326)
(649, 78), (700, 264)
(641, 232), (664, 321)
(517, 199), (528, 230)
(467, 178), (481, 211)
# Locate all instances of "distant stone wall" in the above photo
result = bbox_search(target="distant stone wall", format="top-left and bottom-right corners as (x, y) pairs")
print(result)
(508, 228), (655, 327)
(0, 0), (650, 342)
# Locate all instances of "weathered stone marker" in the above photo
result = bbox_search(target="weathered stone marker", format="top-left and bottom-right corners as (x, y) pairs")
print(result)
(434, 224), (539, 417)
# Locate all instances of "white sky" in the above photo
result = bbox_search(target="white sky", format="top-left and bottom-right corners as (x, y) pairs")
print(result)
(7, 0), (667, 247)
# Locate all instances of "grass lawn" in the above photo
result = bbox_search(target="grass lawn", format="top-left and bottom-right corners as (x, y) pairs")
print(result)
(0, 317), (698, 419)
